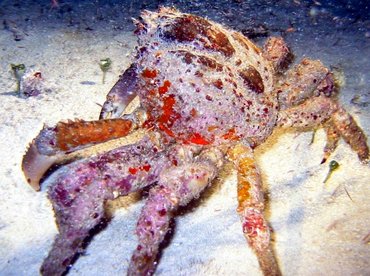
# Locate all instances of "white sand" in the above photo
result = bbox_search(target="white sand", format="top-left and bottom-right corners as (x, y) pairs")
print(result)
(0, 1), (369, 275)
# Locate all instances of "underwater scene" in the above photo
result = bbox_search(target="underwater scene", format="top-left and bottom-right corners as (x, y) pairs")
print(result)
(0, 0), (369, 275)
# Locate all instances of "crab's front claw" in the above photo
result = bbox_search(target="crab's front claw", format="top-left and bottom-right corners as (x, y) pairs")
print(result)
(99, 63), (138, 119)
(22, 138), (62, 191)
(22, 117), (137, 190)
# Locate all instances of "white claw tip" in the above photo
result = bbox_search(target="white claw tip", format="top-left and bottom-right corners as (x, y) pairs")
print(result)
(22, 141), (59, 191)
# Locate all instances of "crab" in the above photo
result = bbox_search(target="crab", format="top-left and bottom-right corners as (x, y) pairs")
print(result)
(22, 7), (369, 276)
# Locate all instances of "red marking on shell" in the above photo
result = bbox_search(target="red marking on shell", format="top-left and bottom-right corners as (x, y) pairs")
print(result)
(156, 94), (181, 137)
(222, 128), (239, 141)
(164, 15), (235, 57)
(158, 209), (167, 216)
(186, 132), (212, 145)
(159, 123), (175, 137)
(129, 167), (138, 175)
(213, 79), (223, 90)
(128, 164), (151, 175)
(142, 164), (151, 172)
(174, 50), (224, 71)
(239, 66), (264, 94)
(158, 80), (171, 95)
(159, 95), (177, 124)
(142, 68), (157, 79)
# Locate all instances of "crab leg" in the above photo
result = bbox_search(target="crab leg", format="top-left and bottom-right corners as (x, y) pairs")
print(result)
(22, 109), (147, 190)
(99, 63), (138, 119)
(40, 136), (171, 276)
(129, 147), (224, 275)
(331, 106), (369, 162)
(276, 58), (334, 109)
(274, 58), (369, 162)
(277, 96), (369, 162)
(228, 143), (281, 276)
(262, 36), (293, 73)
(321, 122), (340, 163)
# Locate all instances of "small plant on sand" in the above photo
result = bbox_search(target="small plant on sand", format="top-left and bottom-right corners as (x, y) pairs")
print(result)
(323, 160), (339, 184)
(99, 58), (112, 84)
(10, 63), (26, 94)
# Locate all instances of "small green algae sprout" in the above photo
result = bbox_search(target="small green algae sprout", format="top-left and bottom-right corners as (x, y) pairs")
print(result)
(323, 160), (339, 184)
(11, 63), (26, 94)
(99, 58), (112, 84)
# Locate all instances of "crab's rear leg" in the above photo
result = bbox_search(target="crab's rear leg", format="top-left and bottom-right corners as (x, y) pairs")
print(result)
(276, 58), (335, 110)
(128, 147), (224, 275)
(228, 144), (281, 276)
(277, 95), (369, 162)
(276, 58), (369, 162)
(40, 136), (170, 275)
(322, 123), (340, 163)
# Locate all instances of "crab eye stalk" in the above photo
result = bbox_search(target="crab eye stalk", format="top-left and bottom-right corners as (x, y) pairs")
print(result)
(99, 58), (112, 84)
(10, 63), (26, 95)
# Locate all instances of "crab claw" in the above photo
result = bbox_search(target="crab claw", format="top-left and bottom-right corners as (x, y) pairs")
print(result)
(22, 140), (61, 191)
(99, 63), (138, 119)
(22, 117), (139, 190)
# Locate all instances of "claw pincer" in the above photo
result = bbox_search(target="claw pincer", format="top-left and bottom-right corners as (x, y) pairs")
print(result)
(22, 118), (136, 190)
(22, 139), (61, 191)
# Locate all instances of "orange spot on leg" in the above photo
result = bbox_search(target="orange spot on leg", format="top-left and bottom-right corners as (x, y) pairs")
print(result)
(237, 179), (251, 210)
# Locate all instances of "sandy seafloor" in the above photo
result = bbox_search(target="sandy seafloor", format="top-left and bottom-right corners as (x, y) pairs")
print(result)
(0, 0), (369, 275)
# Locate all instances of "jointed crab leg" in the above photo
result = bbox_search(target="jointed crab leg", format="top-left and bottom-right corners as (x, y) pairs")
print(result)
(129, 147), (224, 275)
(276, 58), (334, 109)
(22, 109), (146, 190)
(322, 123), (340, 163)
(262, 36), (292, 73)
(276, 58), (368, 163)
(228, 144), (281, 276)
(331, 106), (369, 162)
(40, 135), (172, 276)
(277, 96), (369, 162)
(99, 63), (138, 119)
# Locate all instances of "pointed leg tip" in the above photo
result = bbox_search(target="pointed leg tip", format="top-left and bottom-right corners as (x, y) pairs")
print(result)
(320, 158), (327, 164)
(360, 157), (369, 165)
(359, 151), (369, 165)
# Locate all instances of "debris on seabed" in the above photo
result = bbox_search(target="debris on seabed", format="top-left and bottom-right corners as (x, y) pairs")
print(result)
(20, 70), (53, 98)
